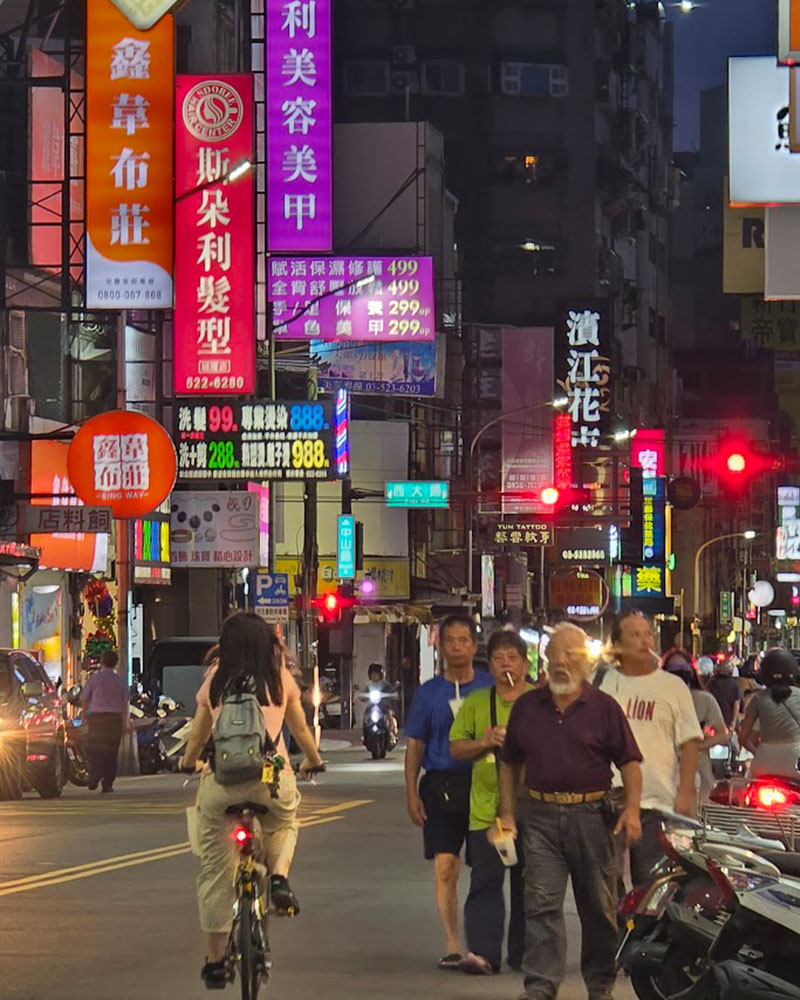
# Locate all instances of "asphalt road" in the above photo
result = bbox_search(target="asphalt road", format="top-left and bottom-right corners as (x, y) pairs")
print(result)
(0, 741), (636, 1000)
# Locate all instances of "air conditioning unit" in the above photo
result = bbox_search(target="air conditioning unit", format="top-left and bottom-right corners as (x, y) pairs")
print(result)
(391, 70), (419, 94)
(392, 45), (416, 66)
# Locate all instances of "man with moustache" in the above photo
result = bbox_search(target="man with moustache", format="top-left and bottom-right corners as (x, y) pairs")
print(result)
(450, 629), (534, 975)
(499, 623), (643, 1000)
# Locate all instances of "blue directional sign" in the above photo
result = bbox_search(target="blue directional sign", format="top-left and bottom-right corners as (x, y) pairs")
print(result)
(337, 515), (356, 580)
(254, 572), (290, 622)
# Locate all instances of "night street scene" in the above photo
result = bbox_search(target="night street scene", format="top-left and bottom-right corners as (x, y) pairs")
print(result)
(2, 0), (800, 999)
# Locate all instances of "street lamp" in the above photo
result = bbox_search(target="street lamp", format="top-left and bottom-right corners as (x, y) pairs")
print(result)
(692, 529), (756, 657)
(465, 396), (568, 600)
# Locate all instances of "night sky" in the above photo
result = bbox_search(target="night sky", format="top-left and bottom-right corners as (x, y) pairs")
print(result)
(669, 0), (777, 150)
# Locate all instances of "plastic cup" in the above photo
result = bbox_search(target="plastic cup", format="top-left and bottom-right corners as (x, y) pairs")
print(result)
(489, 822), (518, 867)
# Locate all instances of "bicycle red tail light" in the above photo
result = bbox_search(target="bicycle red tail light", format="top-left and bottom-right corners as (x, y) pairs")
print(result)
(233, 827), (252, 845)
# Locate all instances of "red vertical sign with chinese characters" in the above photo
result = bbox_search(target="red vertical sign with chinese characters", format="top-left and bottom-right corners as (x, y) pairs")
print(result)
(174, 76), (255, 395)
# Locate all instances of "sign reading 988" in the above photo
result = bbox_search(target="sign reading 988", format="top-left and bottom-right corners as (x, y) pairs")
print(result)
(174, 399), (342, 481)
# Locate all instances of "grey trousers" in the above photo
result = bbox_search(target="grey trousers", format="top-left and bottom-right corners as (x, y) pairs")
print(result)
(520, 796), (618, 1000)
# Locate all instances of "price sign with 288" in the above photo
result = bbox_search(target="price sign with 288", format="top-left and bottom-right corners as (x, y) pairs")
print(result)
(174, 399), (342, 482)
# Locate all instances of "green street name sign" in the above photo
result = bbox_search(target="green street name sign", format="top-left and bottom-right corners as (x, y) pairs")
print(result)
(385, 481), (449, 508)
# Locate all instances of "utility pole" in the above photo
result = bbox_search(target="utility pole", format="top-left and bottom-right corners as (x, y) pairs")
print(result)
(301, 365), (319, 742)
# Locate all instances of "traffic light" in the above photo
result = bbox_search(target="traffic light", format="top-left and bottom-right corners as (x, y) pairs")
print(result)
(540, 486), (560, 507)
(310, 589), (357, 623)
(714, 441), (773, 498)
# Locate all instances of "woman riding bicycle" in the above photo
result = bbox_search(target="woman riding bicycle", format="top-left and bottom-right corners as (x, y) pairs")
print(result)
(179, 612), (323, 989)
(739, 647), (800, 780)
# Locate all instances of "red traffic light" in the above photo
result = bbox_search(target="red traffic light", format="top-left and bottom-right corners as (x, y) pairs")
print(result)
(322, 593), (339, 614)
(726, 452), (746, 474)
(540, 486), (560, 506)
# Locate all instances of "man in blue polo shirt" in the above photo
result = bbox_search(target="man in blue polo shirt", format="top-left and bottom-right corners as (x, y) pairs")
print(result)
(405, 614), (492, 970)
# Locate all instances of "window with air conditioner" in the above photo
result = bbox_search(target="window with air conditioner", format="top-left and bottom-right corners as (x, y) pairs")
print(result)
(500, 62), (569, 98)
(421, 59), (465, 95)
(343, 61), (390, 96)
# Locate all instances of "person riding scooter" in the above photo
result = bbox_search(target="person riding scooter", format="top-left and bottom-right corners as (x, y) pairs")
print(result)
(365, 663), (398, 738)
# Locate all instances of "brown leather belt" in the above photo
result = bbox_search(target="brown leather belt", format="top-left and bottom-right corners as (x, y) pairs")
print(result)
(528, 789), (606, 805)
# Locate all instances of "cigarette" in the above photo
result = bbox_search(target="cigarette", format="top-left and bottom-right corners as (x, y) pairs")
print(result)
(505, 671), (513, 686)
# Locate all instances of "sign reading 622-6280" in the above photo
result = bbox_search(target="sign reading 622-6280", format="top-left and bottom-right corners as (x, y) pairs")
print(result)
(174, 399), (346, 482)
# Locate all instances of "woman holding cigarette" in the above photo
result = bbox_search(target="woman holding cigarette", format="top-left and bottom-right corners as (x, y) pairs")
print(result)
(449, 629), (534, 975)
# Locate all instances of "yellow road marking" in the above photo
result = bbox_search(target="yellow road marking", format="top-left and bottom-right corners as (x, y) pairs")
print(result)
(0, 807), (360, 897)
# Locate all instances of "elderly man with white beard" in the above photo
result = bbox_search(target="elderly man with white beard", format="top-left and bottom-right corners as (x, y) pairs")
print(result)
(498, 623), (643, 1000)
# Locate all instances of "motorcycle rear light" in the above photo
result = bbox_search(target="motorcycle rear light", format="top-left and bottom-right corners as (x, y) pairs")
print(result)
(743, 780), (800, 810)
(233, 827), (252, 845)
(618, 886), (647, 916)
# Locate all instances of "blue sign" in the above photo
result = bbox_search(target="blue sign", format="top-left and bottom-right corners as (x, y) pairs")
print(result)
(313, 340), (439, 397)
(254, 572), (290, 622)
(337, 514), (356, 580)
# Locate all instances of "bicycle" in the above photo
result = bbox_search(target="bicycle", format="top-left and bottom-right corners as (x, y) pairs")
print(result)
(185, 761), (326, 999)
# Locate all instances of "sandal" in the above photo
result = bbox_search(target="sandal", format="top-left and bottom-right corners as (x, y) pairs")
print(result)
(460, 952), (496, 975)
(437, 952), (463, 970)
(201, 959), (228, 990)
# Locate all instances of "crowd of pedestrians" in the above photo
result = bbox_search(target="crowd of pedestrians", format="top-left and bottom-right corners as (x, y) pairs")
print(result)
(402, 610), (800, 1000)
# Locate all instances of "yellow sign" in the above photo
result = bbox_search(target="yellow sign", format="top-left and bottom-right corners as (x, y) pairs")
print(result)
(275, 557), (410, 600)
(723, 179), (764, 294)
(109, 0), (179, 30)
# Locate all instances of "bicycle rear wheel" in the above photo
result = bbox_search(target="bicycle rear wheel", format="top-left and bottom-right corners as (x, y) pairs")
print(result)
(238, 893), (269, 1000)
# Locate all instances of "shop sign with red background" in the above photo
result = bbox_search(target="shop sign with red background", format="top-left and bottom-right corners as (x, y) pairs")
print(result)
(85, 0), (174, 308)
(67, 410), (176, 519)
(174, 75), (254, 395)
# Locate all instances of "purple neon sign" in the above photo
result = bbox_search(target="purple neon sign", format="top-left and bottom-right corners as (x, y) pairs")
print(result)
(268, 255), (435, 341)
(267, 0), (332, 252)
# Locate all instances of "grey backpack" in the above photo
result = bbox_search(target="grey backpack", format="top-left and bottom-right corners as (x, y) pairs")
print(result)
(212, 690), (268, 786)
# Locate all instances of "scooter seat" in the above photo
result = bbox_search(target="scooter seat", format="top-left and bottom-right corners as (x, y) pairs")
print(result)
(760, 850), (800, 877)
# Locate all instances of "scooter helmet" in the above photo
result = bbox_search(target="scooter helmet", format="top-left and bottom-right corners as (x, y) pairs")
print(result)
(759, 648), (800, 688)
(697, 656), (715, 679)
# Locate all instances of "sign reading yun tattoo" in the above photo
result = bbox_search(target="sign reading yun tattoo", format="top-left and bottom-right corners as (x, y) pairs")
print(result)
(174, 75), (255, 395)
(85, 0), (174, 308)
(555, 300), (612, 450)
(267, 0), (332, 251)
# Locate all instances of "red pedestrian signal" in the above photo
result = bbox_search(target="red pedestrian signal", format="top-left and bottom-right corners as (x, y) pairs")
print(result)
(540, 486), (560, 506)
(726, 452), (746, 474)
(310, 589), (357, 623)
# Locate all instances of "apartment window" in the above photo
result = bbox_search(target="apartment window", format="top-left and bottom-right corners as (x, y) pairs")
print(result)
(343, 60), (390, 96)
(500, 62), (569, 98)
(499, 153), (559, 186)
(421, 59), (465, 95)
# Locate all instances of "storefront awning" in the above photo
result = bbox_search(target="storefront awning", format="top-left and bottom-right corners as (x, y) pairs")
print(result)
(353, 604), (432, 625)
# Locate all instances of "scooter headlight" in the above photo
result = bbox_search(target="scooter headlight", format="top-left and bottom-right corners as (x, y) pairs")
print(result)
(369, 690), (382, 704)
(370, 708), (381, 723)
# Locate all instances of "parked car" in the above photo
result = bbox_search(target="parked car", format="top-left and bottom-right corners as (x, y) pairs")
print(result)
(0, 649), (66, 799)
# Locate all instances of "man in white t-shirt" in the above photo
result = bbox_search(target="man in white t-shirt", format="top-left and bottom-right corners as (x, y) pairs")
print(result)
(598, 611), (701, 887)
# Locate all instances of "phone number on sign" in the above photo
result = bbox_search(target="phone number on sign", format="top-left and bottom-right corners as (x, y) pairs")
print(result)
(184, 376), (247, 391)
(94, 289), (165, 303)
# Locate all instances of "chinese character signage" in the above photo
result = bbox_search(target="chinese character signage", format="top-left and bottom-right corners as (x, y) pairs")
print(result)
(267, 0), (332, 251)
(776, 484), (800, 560)
(548, 570), (606, 621)
(174, 75), (255, 395)
(502, 327), (554, 512)
(385, 481), (449, 508)
(553, 412), (572, 489)
(491, 518), (553, 548)
(269, 256), (434, 340)
(729, 57), (800, 206)
(20, 505), (112, 535)
(85, 0), (174, 308)
(314, 339), (441, 396)
(631, 429), (666, 588)
(170, 491), (259, 566)
(741, 298), (800, 351)
(779, 0), (800, 64)
(632, 565), (665, 599)
(337, 514), (356, 579)
(174, 400), (344, 482)
(29, 441), (109, 573)
(67, 410), (177, 519)
(555, 301), (611, 450)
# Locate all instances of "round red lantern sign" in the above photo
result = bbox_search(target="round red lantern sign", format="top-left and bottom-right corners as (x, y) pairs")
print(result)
(67, 410), (177, 520)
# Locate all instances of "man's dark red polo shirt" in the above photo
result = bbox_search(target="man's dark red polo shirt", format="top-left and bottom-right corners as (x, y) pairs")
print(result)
(500, 683), (642, 793)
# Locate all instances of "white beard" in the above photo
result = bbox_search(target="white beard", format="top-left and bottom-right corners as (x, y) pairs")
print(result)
(548, 676), (580, 697)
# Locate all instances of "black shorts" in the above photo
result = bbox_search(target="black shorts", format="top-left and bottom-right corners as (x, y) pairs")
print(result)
(419, 771), (471, 861)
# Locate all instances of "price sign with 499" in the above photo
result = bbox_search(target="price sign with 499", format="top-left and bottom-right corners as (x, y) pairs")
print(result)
(174, 399), (342, 482)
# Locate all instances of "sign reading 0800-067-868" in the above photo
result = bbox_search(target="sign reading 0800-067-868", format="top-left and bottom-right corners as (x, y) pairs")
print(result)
(174, 399), (348, 482)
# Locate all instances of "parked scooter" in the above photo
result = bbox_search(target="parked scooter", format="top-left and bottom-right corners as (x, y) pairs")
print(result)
(64, 684), (90, 787)
(135, 695), (191, 774)
(359, 686), (398, 760)
(618, 809), (800, 1000)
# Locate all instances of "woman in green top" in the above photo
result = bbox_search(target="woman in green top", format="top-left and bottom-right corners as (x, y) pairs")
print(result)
(450, 629), (533, 975)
